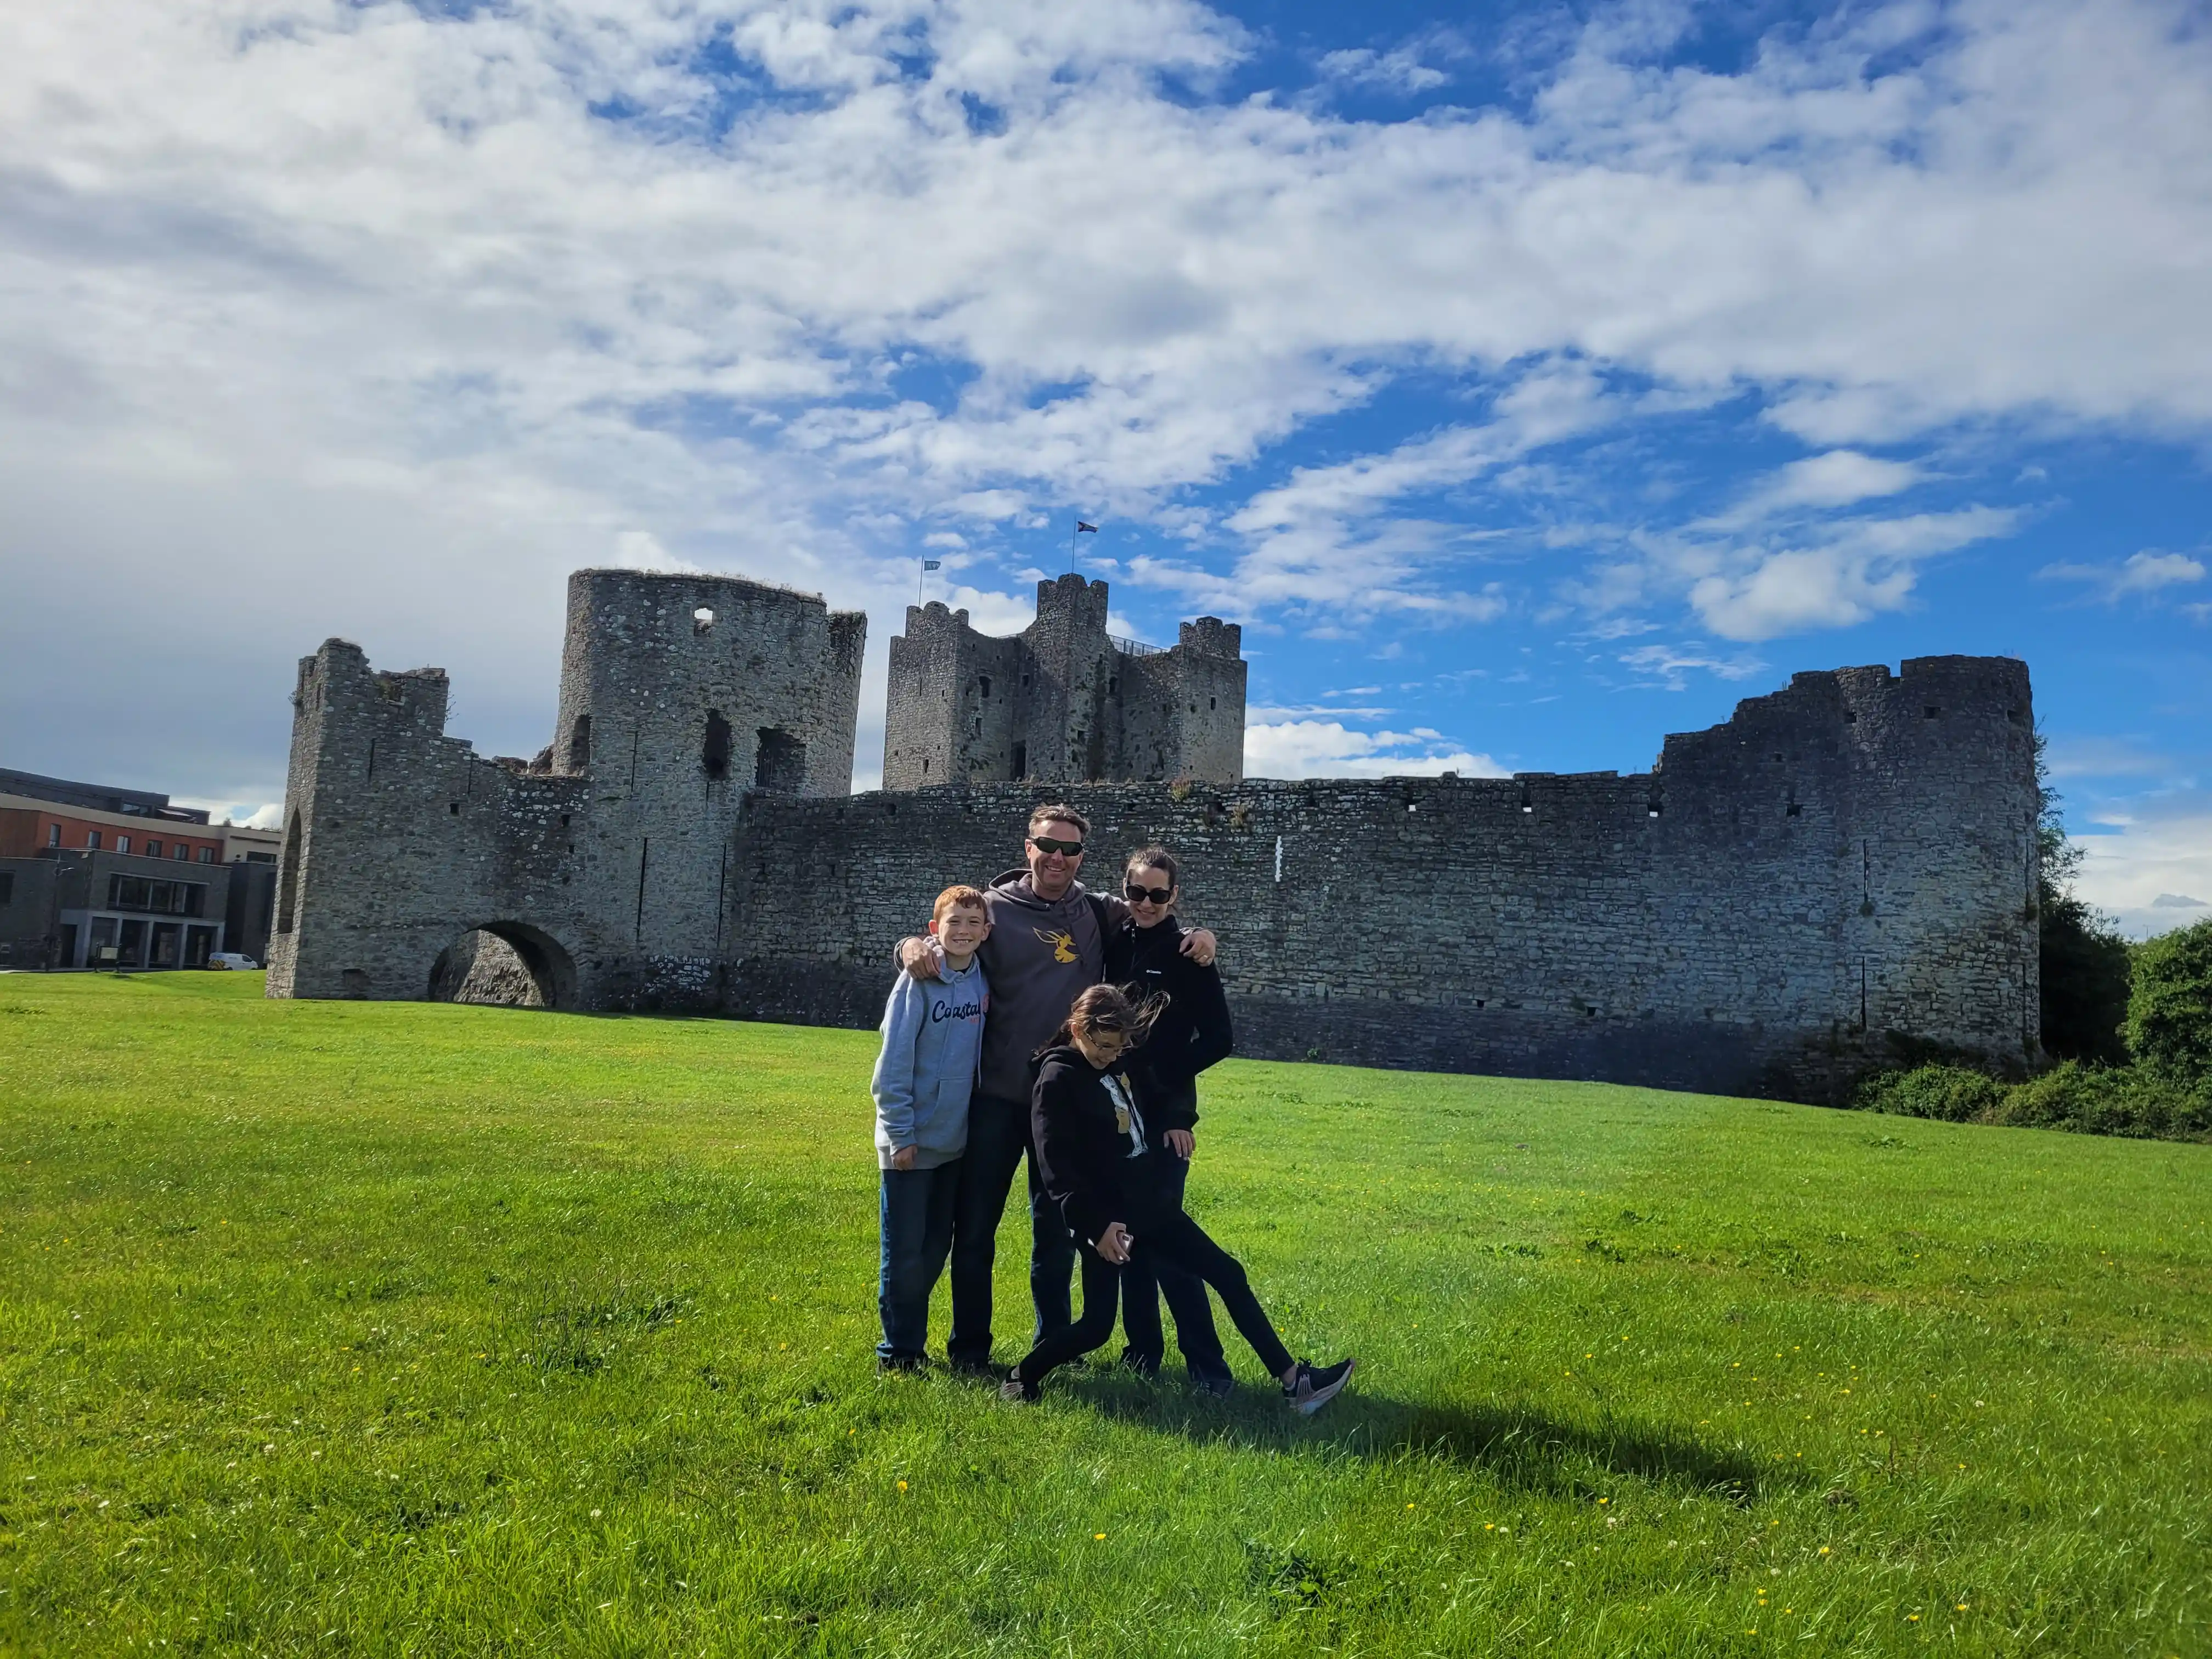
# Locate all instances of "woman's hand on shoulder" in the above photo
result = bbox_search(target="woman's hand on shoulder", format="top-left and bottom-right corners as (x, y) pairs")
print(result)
(1178, 927), (1216, 966)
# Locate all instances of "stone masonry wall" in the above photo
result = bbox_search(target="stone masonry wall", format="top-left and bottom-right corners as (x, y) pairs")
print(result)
(725, 656), (2037, 1101)
(267, 571), (865, 1013)
(880, 575), (1247, 789)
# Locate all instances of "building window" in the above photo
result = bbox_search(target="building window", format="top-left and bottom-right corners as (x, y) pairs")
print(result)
(146, 840), (164, 859)
(0, 872), (13, 906)
(116, 836), (131, 854)
(107, 875), (208, 917)
(201, 847), (218, 864)
(244, 850), (274, 865)
(46, 823), (59, 847)
(176, 844), (191, 861)
(87, 831), (101, 850)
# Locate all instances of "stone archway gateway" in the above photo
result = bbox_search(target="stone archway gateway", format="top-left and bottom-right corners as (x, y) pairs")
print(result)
(427, 922), (579, 1011)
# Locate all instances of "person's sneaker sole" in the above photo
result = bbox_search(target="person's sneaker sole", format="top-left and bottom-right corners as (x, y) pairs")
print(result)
(1290, 1358), (1356, 1415)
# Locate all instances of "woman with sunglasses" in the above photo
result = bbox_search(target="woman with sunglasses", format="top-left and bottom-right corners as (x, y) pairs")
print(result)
(1000, 984), (1355, 1412)
(1104, 847), (1238, 1393)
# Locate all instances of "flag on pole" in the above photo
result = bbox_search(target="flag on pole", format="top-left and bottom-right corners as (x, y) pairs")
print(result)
(1075, 521), (1099, 534)
(922, 560), (943, 571)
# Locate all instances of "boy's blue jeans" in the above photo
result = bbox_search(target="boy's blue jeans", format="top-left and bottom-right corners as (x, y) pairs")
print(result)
(878, 1159), (963, 1363)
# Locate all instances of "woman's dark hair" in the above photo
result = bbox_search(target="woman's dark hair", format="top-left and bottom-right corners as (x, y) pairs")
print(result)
(1125, 845), (1178, 887)
(1040, 983), (1165, 1058)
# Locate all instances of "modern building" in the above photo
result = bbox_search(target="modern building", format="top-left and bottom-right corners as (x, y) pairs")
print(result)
(0, 772), (285, 968)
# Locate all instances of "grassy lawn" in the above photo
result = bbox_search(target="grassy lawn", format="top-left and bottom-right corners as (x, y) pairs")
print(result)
(1, 972), (2207, 1657)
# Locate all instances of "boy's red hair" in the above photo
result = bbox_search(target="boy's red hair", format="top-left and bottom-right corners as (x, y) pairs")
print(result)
(932, 884), (988, 925)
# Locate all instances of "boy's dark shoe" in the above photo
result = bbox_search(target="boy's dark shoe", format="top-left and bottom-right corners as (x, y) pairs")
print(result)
(1283, 1357), (1356, 1415)
(997, 1370), (1039, 1404)
(950, 1358), (1006, 1383)
(1192, 1373), (1235, 1400)
(877, 1353), (926, 1374)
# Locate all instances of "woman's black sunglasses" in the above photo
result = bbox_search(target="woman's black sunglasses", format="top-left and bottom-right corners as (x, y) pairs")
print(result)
(1125, 882), (1174, 905)
(1030, 836), (1085, 856)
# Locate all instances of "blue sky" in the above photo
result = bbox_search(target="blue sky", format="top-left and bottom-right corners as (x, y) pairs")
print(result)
(1, 0), (2207, 934)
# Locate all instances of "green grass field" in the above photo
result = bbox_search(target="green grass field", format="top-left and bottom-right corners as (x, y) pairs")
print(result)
(2, 972), (2207, 1657)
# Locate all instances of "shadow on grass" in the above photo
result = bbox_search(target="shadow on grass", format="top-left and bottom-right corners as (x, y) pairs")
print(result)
(1062, 1372), (1779, 1505)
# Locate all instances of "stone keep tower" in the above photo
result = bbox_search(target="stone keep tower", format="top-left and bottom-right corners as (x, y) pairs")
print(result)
(265, 570), (864, 1012)
(881, 573), (1245, 789)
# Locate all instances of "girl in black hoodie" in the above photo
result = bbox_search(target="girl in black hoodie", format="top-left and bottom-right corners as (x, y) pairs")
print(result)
(1001, 985), (1355, 1413)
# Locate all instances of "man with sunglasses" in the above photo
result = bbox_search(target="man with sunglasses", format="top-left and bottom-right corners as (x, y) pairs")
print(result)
(896, 803), (1216, 1375)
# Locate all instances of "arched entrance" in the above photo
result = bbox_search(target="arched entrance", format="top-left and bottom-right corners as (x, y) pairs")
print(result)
(427, 922), (579, 1011)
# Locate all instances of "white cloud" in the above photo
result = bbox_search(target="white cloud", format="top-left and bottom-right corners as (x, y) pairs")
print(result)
(1684, 506), (2019, 640)
(1617, 643), (1768, 687)
(2071, 793), (2212, 940)
(2043, 736), (2172, 779)
(1316, 39), (1456, 96)
(2038, 549), (2208, 603)
(1243, 718), (1508, 780)
(1702, 450), (1923, 528)
(3, 0), (2212, 792)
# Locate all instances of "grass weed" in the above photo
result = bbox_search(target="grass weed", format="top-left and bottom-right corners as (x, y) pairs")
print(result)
(0, 972), (2207, 1655)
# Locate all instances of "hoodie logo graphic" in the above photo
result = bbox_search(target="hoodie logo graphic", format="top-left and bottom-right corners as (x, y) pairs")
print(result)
(1034, 927), (1079, 964)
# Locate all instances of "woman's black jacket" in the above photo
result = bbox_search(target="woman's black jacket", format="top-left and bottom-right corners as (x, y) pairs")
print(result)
(1103, 919), (1234, 1135)
(1030, 1045), (1154, 1254)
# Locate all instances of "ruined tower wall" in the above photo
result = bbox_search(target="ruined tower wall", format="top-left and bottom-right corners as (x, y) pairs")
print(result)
(879, 575), (1248, 787)
(273, 572), (866, 1013)
(725, 656), (2036, 1100)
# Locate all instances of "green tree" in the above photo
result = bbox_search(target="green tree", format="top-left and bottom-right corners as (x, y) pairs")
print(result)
(2034, 735), (2131, 1065)
(2125, 917), (2212, 1081)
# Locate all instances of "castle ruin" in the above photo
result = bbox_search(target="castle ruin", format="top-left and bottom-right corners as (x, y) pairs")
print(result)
(268, 567), (2041, 1102)
(883, 573), (1246, 789)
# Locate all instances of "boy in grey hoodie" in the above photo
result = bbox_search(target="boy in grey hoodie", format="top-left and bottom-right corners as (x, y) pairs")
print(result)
(870, 885), (990, 1369)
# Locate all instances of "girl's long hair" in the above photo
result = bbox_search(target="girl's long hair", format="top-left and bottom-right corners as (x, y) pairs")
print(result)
(1038, 983), (1166, 1060)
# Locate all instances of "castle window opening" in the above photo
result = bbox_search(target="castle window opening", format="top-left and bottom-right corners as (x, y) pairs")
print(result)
(1787, 802), (1803, 817)
(702, 711), (734, 780)
(1210, 697), (1216, 710)
(1925, 706), (1941, 719)
(569, 714), (591, 768)
(276, 814), (301, 935)
(449, 802), (460, 815)
(755, 729), (806, 792)
(1011, 742), (1026, 777)
(694, 607), (716, 634)
(1844, 709), (1858, 723)
(979, 675), (991, 698)
(1109, 677), (1118, 695)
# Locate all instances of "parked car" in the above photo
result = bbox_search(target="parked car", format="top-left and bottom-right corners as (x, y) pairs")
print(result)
(206, 952), (261, 970)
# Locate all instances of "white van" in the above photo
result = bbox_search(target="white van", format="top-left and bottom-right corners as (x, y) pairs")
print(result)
(206, 952), (261, 970)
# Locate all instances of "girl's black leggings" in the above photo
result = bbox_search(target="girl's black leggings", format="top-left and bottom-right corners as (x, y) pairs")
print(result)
(1012, 1206), (1294, 1388)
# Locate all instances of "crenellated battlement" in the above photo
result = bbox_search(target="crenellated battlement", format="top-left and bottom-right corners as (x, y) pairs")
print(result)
(882, 573), (1247, 790)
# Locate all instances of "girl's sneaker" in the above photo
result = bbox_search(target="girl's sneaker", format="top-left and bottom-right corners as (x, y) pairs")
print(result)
(998, 1370), (1039, 1404)
(1283, 1358), (1356, 1415)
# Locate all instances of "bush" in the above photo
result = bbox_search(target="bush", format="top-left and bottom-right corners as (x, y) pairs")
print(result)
(1854, 1065), (2010, 1123)
(2125, 917), (2212, 1081)
(1854, 1060), (2211, 1142)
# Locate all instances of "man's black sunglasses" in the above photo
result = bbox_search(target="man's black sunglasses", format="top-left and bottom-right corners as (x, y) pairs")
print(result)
(1125, 881), (1174, 905)
(1030, 836), (1085, 857)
